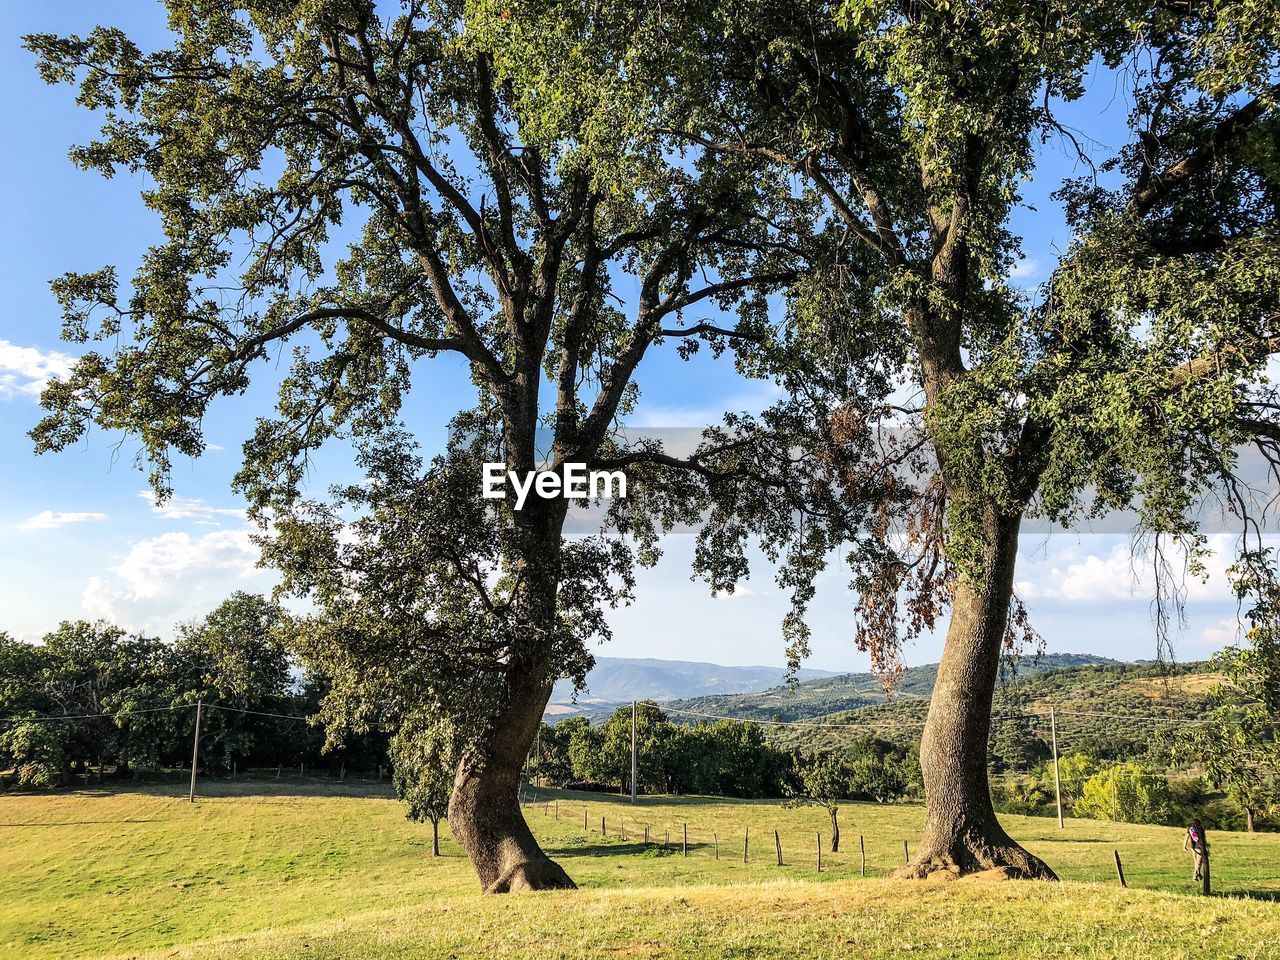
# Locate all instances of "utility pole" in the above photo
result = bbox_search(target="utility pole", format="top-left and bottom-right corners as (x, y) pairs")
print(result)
(188, 700), (203, 803)
(1050, 705), (1064, 829)
(630, 699), (638, 804)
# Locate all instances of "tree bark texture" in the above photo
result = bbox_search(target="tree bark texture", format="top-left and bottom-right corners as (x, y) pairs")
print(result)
(448, 506), (577, 893)
(449, 661), (575, 892)
(899, 507), (1057, 881)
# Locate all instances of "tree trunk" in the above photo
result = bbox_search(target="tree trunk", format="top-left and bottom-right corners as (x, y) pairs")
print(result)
(449, 660), (577, 893)
(829, 808), (840, 853)
(432, 817), (441, 857)
(1246, 806), (1255, 833)
(446, 463), (578, 892)
(899, 507), (1057, 881)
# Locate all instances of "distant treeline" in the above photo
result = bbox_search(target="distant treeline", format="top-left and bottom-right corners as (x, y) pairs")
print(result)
(529, 702), (925, 803)
(6, 598), (1269, 833)
(0, 593), (387, 789)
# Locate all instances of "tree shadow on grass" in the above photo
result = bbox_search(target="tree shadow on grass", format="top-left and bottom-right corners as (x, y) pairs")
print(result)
(0, 818), (164, 827)
(526, 788), (784, 810)
(40, 779), (400, 802)
(545, 840), (713, 859)
(1221, 889), (1280, 902)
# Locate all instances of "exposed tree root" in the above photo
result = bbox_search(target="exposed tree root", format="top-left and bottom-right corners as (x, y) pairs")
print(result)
(895, 838), (1058, 881)
(484, 856), (578, 893)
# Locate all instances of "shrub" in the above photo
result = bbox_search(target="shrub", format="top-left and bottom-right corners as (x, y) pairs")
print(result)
(0, 721), (67, 789)
(1075, 763), (1175, 825)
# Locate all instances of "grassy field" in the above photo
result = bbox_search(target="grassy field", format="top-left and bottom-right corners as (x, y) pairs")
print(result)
(2, 781), (1279, 959)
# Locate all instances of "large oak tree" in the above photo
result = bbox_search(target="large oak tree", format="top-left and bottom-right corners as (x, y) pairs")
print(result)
(24, 0), (791, 891)
(649, 0), (1280, 878)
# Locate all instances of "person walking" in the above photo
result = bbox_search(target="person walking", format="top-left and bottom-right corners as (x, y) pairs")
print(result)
(1183, 817), (1209, 883)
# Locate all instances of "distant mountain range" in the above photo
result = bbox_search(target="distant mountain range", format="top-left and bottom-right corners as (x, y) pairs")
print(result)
(545, 652), (1118, 722)
(547, 657), (840, 716)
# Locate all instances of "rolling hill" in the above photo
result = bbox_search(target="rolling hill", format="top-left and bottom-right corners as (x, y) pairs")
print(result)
(665, 652), (1116, 723)
(713, 658), (1223, 754)
(547, 657), (840, 717)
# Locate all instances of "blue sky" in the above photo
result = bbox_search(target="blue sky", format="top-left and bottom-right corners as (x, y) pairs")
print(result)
(0, 2), (1264, 671)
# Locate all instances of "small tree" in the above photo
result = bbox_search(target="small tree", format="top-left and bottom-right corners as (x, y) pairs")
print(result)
(1052, 752), (1100, 809)
(389, 714), (458, 857)
(564, 719), (606, 786)
(174, 593), (290, 773)
(991, 715), (1051, 773)
(597, 702), (670, 795)
(1076, 764), (1174, 825)
(0, 721), (68, 789)
(1183, 554), (1280, 832)
(530, 722), (573, 788)
(785, 752), (850, 852)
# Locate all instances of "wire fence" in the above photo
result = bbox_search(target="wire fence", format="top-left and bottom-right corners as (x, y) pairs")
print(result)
(0, 697), (1257, 894)
(518, 787), (897, 876)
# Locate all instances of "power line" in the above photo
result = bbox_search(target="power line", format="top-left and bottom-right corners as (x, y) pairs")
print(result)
(0, 704), (198, 725)
(204, 704), (312, 722)
(1016, 707), (1222, 726)
(0, 702), (318, 727)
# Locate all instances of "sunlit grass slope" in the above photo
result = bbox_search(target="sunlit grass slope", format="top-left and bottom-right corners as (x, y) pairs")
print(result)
(1, 781), (1277, 959)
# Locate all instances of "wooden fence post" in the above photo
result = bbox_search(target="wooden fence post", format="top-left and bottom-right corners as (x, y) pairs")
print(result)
(584, 808), (588, 831)
(744, 827), (749, 864)
(664, 829), (669, 850)
(775, 830), (783, 866)
(554, 799), (558, 819)
(644, 825), (649, 845)
(903, 839), (910, 864)
(187, 700), (203, 803)
(601, 815), (606, 837)
(816, 832), (822, 873)
(714, 833), (719, 860)
(1113, 849), (1127, 888)
(682, 823), (688, 857)
(860, 835), (866, 877)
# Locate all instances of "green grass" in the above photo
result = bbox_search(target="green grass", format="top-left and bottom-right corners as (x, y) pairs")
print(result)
(1, 781), (1278, 959)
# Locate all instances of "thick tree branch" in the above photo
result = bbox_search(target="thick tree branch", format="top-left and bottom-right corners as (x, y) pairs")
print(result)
(1129, 88), (1279, 215)
(657, 322), (764, 341)
(659, 269), (797, 317)
(1166, 335), (1280, 390)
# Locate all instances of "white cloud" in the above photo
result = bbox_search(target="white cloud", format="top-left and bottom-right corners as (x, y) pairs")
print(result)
(138, 490), (245, 523)
(83, 528), (272, 633)
(712, 585), (756, 600)
(1200, 617), (1240, 646)
(19, 510), (109, 531)
(0, 340), (74, 399)
(1016, 547), (1137, 602)
(1008, 258), (1042, 282)
(628, 382), (785, 429)
(1015, 534), (1245, 605)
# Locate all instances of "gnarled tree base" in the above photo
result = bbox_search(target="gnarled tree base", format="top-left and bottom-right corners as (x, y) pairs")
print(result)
(895, 827), (1057, 881)
(485, 854), (578, 893)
